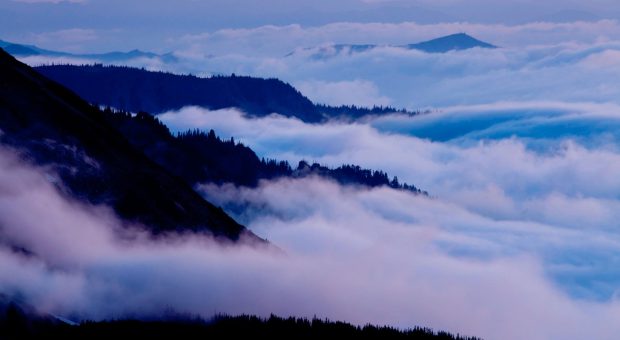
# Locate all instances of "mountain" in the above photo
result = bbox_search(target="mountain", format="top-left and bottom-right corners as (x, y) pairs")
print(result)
(0, 39), (67, 57)
(288, 33), (496, 58)
(405, 33), (496, 53)
(103, 108), (425, 194)
(0, 39), (177, 63)
(36, 64), (322, 122)
(0, 48), (251, 240)
(34, 64), (416, 122)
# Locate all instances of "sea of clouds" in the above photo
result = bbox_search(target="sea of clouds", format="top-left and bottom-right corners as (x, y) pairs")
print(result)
(155, 96), (620, 339)
(17, 20), (620, 109)
(4, 19), (620, 340)
(2, 138), (620, 340)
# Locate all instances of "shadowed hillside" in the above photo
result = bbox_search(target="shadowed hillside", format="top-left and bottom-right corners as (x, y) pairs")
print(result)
(36, 64), (322, 122)
(0, 302), (481, 340)
(0, 48), (250, 240)
(103, 108), (426, 194)
(34, 64), (419, 122)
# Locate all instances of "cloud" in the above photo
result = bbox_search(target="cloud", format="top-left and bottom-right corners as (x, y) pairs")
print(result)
(10, 21), (620, 109)
(4, 0), (620, 55)
(4, 12), (620, 340)
(2, 143), (620, 340)
(105, 21), (618, 109)
(159, 105), (620, 302)
(295, 79), (391, 107)
(177, 20), (620, 56)
(196, 177), (620, 340)
(280, 41), (620, 108)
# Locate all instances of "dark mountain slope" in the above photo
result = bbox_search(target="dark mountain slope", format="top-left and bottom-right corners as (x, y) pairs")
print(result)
(35, 64), (322, 122)
(0, 48), (249, 240)
(34, 64), (417, 121)
(1, 305), (480, 340)
(103, 109), (425, 194)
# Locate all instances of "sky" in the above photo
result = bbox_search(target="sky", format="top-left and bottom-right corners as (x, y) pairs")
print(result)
(8, 3), (620, 110)
(3, 1), (620, 339)
(2, 0), (620, 52)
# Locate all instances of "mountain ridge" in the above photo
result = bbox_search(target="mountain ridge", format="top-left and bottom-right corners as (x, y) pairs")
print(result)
(34, 64), (416, 122)
(102, 108), (426, 195)
(0, 47), (252, 241)
(288, 33), (496, 58)
(0, 39), (177, 63)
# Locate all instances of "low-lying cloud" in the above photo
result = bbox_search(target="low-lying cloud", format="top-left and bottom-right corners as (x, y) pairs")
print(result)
(295, 79), (392, 107)
(2, 145), (620, 340)
(6, 18), (620, 339)
(176, 20), (620, 56)
(168, 22), (620, 109)
(16, 20), (620, 109)
(160, 105), (620, 302)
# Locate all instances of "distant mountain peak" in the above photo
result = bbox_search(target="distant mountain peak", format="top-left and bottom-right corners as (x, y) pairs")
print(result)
(288, 33), (496, 58)
(0, 39), (176, 62)
(406, 33), (496, 52)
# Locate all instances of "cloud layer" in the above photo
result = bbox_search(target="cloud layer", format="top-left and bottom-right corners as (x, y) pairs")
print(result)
(2, 144), (620, 340)
(160, 104), (620, 302)
(4, 0), (620, 53)
(17, 20), (620, 109)
(4, 12), (620, 340)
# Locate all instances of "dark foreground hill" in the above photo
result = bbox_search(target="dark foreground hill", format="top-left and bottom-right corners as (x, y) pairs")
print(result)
(0, 48), (250, 240)
(34, 64), (416, 122)
(1, 303), (480, 340)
